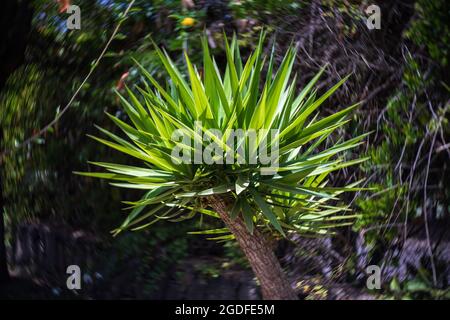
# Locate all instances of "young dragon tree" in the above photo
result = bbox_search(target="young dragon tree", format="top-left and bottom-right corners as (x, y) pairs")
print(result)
(76, 33), (368, 300)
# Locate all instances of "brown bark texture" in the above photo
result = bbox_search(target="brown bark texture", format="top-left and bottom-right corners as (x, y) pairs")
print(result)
(209, 195), (298, 300)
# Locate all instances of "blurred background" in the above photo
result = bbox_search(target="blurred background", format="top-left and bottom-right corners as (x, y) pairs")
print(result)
(0, 0), (449, 299)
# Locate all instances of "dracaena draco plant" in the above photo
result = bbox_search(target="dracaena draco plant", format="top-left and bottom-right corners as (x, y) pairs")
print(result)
(76, 33), (370, 300)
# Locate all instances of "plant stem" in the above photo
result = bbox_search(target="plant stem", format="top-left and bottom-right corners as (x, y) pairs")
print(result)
(209, 195), (298, 300)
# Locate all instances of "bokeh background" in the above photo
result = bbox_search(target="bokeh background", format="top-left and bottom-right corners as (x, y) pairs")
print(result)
(0, 0), (449, 299)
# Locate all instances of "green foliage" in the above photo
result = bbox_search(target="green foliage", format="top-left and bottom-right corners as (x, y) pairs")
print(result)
(79, 33), (367, 239)
(223, 241), (249, 269)
(231, 0), (301, 19)
(2, 0), (448, 299)
(0, 0), (139, 230)
(94, 224), (190, 297)
(406, 0), (450, 67)
(353, 0), (450, 293)
(356, 53), (449, 230)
